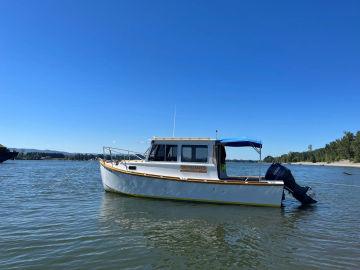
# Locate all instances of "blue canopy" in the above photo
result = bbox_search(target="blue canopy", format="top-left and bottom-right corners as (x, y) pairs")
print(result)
(219, 138), (262, 148)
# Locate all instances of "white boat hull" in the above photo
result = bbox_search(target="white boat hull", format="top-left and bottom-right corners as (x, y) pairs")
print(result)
(100, 162), (284, 207)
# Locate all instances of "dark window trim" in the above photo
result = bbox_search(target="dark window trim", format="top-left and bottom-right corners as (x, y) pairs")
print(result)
(148, 144), (165, 161)
(165, 144), (178, 162)
(148, 144), (178, 162)
(181, 145), (208, 163)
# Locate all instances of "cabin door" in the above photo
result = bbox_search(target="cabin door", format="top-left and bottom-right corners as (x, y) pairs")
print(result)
(216, 143), (227, 179)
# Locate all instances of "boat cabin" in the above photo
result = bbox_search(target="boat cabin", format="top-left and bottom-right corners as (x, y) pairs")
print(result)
(104, 137), (263, 181)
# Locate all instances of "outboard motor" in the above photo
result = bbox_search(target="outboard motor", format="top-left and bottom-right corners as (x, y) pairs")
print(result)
(265, 163), (317, 204)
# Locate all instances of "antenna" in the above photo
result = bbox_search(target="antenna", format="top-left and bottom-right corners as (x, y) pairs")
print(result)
(216, 130), (218, 139)
(172, 105), (176, 137)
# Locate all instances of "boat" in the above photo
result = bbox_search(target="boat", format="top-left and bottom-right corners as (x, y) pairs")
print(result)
(0, 144), (18, 163)
(99, 137), (316, 207)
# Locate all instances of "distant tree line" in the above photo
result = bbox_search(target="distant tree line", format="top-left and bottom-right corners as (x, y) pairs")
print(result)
(16, 152), (67, 160)
(226, 159), (258, 163)
(16, 152), (143, 161)
(263, 131), (360, 163)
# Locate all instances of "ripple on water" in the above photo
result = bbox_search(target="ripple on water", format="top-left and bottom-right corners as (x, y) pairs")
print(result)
(0, 161), (360, 269)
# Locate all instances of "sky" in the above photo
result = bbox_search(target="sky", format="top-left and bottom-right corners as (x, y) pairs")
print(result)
(1, 0), (359, 158)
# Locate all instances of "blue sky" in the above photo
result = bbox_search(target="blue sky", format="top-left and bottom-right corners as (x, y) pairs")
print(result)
(1, 0), (359, 158)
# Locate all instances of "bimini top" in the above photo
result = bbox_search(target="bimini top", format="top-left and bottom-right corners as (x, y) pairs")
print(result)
(219, 138), (262, 148)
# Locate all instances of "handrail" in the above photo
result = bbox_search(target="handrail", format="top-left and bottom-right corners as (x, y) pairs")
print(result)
(103, 146), (145, 164)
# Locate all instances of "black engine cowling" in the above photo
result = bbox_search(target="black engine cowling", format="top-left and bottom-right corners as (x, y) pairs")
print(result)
(265, 163), (317, 204)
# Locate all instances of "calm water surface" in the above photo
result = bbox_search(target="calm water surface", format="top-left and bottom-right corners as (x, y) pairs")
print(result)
(0, 160), (359, 269)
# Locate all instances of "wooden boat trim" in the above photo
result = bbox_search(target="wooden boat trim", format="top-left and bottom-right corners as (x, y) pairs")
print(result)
(100, 160), (283, 186)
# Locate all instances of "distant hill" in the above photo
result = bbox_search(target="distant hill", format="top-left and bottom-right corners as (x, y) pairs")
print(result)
(7, 147), (141, 161)
(11, 149), (102, 160)
(10, 148), (74, 155)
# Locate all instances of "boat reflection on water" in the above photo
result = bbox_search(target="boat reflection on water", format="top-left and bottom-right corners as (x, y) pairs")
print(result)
(98, 192), (317, 269)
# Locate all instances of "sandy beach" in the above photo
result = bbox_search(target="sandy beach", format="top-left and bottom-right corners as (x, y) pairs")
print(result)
(291, 160), (360, 168)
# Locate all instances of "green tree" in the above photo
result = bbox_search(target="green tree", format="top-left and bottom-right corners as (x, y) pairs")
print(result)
(339, 131), (354, 160)
(352, 131), (360, 162)
(269, 131), (359, 163)
(263, 156), (275, 163)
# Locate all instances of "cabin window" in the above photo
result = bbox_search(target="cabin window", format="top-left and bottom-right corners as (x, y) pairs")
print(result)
(195, 146), (208, 162)
(181, 146), (193, 162)
(181, 145), (208, 163)
(148, 144), (165, 161)
(165, 145), (178, 161)
(148, 144), (178, 161)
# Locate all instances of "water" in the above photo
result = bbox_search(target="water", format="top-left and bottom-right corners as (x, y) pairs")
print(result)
(0, 160), (359, 269)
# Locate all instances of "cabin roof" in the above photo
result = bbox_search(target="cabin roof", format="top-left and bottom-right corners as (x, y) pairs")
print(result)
(151, 137), (262, 148)
(152, 137), (214, 142)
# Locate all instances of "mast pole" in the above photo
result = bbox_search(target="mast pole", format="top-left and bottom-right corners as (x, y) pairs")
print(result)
(172, 105), (176, 137)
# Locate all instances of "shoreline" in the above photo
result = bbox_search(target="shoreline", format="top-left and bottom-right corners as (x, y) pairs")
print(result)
(290, 160), (360, 168)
